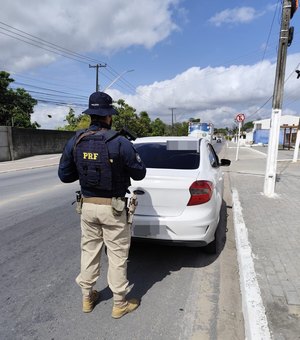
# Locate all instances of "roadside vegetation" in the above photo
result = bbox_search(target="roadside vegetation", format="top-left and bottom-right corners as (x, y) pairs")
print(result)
(58, 98), (190, 137)
(0, 71), (39, 128)
(1, 70), (253, 138)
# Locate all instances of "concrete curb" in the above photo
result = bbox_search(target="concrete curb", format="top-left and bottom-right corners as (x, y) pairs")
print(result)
(232, 188), (272, 340)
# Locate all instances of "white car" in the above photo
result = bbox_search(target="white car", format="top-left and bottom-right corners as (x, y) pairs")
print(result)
(129, 136), (231, 254)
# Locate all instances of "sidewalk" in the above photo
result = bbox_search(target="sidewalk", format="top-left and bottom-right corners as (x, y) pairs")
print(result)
(1, 148), (300, 339)
(225, 142), (300, 340)
(0, 154), (61, 173)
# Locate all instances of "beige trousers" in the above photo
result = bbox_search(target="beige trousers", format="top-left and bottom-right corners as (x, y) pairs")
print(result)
(75, 202), (131, 303)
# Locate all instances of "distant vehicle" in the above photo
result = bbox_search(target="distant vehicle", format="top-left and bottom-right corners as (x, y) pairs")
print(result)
(216, 137), (222, 143)
(188, 122), (214, 143)
(129, 136), (231, 254)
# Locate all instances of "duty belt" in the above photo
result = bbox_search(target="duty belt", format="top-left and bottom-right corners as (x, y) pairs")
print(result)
(82, 197), (112, 205)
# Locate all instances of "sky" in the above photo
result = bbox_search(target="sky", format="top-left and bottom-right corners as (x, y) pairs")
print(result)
(1, 0), (300, 130)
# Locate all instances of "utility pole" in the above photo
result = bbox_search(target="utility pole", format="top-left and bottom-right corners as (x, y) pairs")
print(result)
(169, 107), (176, 135)
(89, 63), (107, 92)
(264, 0), (297, 197)
(235, 113), (245, 161)
(292, 118), (300, 162)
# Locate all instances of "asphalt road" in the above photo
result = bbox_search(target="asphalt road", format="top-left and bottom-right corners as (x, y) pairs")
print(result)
(0, 144), (244, 340)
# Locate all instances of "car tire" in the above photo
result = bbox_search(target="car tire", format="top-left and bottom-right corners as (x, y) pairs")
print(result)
(203, 238), (217, 254)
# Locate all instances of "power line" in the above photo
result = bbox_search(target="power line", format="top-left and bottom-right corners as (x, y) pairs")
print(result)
(245, 60), (300, 122)
(34, 98), (86, 107)
(0, 30), (88, 64)
(1, 16), (298, 120)
(0, 21), (106, 64)
(10, 72), (88, 92)
(13, 81), (87, 99)
(0, 21), (139, 94)
(261, 0), (281, 61)
(0, 21), (198, 113)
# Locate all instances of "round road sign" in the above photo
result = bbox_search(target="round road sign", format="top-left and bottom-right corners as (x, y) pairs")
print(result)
(236, 113), (245, 122)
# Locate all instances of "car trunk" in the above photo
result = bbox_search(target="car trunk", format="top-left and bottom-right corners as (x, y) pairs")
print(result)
(129, 168), (199, 217)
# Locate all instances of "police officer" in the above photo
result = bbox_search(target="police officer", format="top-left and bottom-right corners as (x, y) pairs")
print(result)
(58, 91), (146, 319)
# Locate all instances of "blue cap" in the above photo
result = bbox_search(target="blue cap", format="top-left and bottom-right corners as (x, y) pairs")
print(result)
(83, 92), (118, 116)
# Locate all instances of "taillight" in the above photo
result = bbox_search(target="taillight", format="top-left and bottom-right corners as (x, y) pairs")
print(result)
(187, 181), (213, 205)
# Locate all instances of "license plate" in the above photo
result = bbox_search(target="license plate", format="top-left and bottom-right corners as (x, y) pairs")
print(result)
(132, 225), (159, 236)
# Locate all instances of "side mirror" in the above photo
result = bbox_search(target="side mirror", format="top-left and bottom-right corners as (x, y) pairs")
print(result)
(220, 159), (231, 166)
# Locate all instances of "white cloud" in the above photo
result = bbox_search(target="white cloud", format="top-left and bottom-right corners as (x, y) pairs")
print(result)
(0, 0), (179, 71)
(107, 53), (300, 128)
(31, 104), (82, 130)
(32, 53), (300, 129)
(209, 7), (262, 27)
(10, 2), (298, 130)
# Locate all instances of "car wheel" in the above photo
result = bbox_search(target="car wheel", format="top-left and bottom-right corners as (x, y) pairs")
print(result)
(203, 238), (217, 254)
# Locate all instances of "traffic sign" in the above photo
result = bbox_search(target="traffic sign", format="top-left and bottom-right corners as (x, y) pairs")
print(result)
(236, 113), (245, 122)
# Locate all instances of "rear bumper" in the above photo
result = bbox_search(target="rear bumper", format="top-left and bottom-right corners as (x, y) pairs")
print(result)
(131, 211), (219, 245)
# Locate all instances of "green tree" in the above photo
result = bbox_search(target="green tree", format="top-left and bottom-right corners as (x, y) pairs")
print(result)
(243, 121), (254, 130)
(163, 121), (189, 136)
(0, 71), (14, 125)
(175, 121), (189, 136)
(57, 98), (179, 138)
(112, 99), (141, 136)
(214, 128), (228, 135)
(59, 108), (80, 131)
(136, 111), (152, 137)
(77, 114), (90, 130)
(65, 108), (77, 128)
(150, 118), (166, 136)
(189, 118), (200, 123)
(0, 71), (39, 128)
(57, 108), (90, 131)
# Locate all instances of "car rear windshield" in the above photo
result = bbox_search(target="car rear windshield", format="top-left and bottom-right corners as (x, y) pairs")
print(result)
(134, 142), (200, 169)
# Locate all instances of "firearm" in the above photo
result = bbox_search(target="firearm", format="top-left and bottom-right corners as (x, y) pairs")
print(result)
(119, 127), (136, 141)
(127, 192), (138, 224)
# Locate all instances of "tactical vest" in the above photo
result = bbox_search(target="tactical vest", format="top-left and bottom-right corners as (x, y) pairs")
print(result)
(74, 129), (118, 192)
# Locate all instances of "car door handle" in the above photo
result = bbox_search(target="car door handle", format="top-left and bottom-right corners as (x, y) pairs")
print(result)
(133, 189), (145, 195)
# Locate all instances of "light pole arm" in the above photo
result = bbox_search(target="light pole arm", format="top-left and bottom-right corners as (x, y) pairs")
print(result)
(104, 69), (134, 91)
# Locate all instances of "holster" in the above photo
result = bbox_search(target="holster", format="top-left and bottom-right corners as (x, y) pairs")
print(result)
(76, 199), (83, 214)
(127, 194), (138, 224)
(75, 191), (83, 214)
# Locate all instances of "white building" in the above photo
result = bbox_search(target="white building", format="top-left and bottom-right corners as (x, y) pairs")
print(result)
(253, 115), (300, 130)
(251, 115), (300, 147)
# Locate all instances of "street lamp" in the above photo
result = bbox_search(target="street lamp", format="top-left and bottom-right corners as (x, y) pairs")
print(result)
(104, 69), (134, 91)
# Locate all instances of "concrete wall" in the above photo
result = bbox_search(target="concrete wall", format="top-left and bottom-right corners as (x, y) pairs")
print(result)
(0, 126), (13, 161)
(0, 126), (75, 161)
(253, 129), (284, 145)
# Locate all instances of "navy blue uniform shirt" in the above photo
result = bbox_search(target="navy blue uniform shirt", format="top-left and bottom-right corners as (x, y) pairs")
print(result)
(58, 124), (146, 197)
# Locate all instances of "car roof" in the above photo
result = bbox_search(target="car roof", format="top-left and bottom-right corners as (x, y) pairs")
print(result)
(134, 136), (202, 143)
